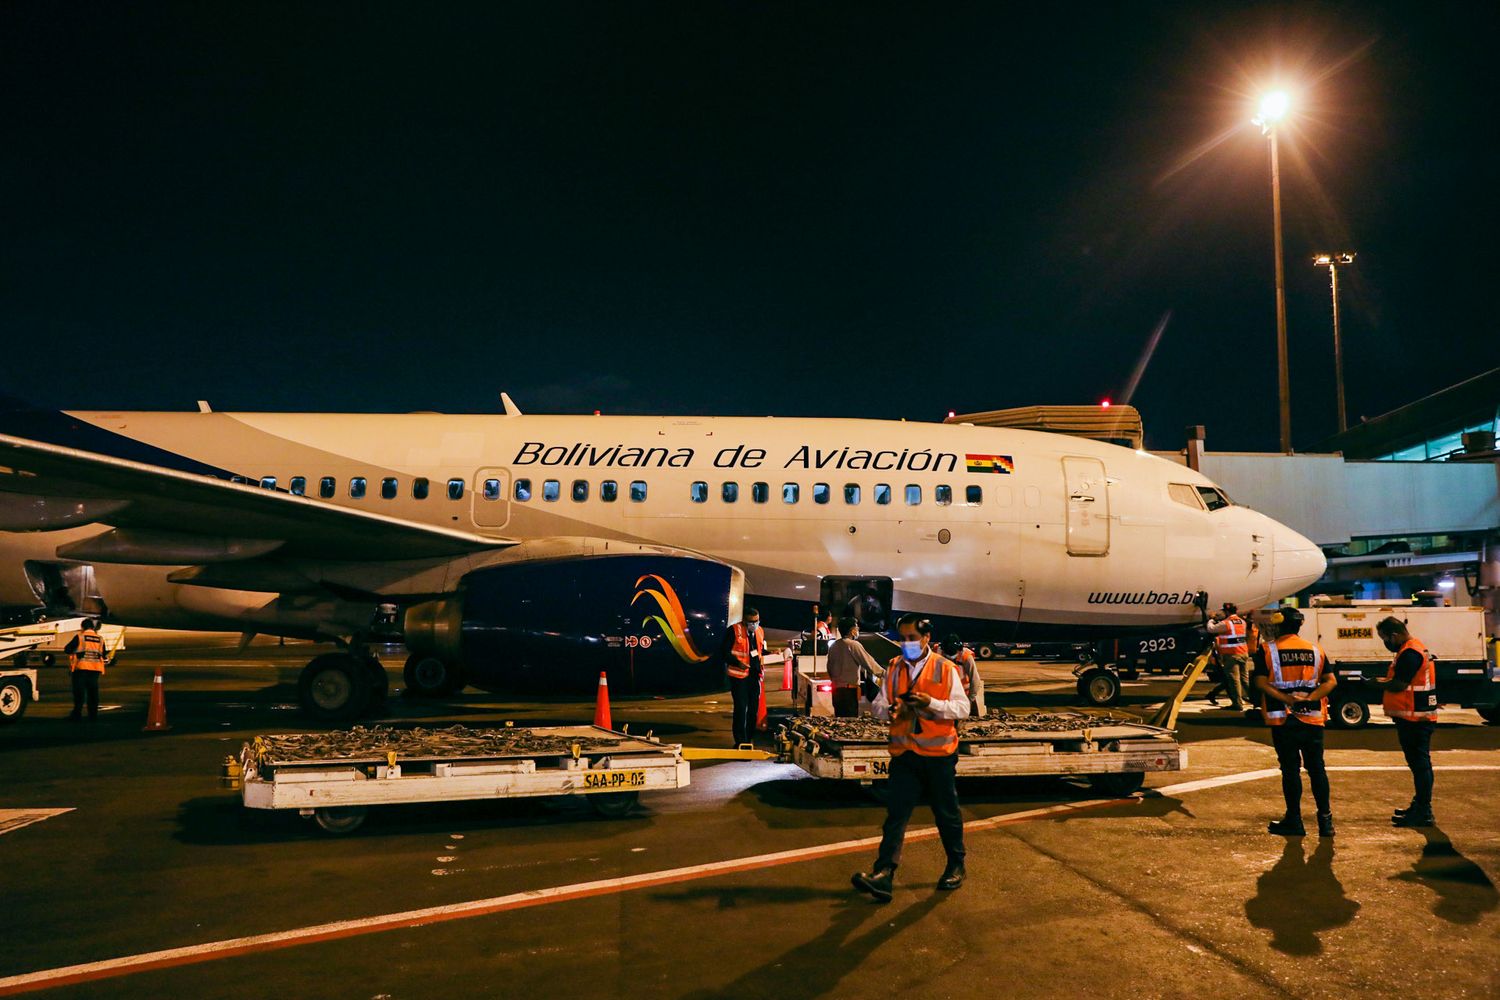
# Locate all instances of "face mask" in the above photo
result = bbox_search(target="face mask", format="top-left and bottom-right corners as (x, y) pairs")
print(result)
(900, 640), (924, 660)
(747, 623), (758, 633)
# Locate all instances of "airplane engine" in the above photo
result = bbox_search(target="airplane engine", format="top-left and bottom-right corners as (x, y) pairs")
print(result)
(403, 554), (744, 695)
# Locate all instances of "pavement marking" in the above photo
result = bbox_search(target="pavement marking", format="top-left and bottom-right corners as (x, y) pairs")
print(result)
(0, 810), (74, 837)
(3, 763), (1499, 995)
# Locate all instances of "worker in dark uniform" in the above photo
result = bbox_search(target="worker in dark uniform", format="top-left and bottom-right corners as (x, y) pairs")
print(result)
(1376, 617), (1440, 827)
(1252, 606), (1338, 837)
(851, 614), (968, 902)
(719, 608), (766, 747)
(66, 619), (108, 722)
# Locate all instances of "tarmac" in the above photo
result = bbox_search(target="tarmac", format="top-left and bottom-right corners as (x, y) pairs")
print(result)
(2, 632), (1497, 999)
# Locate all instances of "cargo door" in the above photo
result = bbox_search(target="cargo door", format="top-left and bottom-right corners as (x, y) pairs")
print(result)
(1063, 456), (1110, 556)
(471, 467), (512, 530)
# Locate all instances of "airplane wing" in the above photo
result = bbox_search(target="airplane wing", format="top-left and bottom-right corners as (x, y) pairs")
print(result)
(0, 432), (515, 560)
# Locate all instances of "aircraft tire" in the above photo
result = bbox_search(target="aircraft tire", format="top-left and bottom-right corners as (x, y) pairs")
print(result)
(402, 655), (451, 698)
(297, 653), (371, 722)
(437, 661), (468, 696)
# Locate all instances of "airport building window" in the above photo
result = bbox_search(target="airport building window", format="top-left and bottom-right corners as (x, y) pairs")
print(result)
(447, 478), (464, 500)
(412, 477), (429, 500)
(874, 484), (892, 505)
(514, 479), (532, 501)
(1168, 483), (1201, 509)
(630, 480), (648, 502)
(844, 484), (861, 505)
(783, 483), (800, 504)
(572, 480), (589, 502)
(905, 484), (922, 506)
(1196, 486), (1231, 511)
(935, 485), (953, 507)
(813, 483), (830, 505)
(381, 477), (398, 500)
(690, 481), (709, 503)
(965, 485), (982, 505)
(350, 477), (367, 499)
(722, 482), (739, 503)
(483, 478), (502, 501)
(752, 482), (770, 504)
(600, 480), (618, 502)
(260, 476), (277, 490)
(290, 476), (306, 496)
(320, 476), (336, 499)
(542, 479), (560, 502)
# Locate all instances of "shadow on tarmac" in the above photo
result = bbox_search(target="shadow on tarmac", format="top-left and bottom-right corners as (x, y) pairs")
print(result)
(1244, 838), (1360, 955)
(1391, 825), (1500, 925)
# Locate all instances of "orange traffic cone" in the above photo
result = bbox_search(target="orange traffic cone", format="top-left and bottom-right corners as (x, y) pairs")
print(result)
(781, 652), (794, 692)
(143, 671), (171, 733)
(593, 671), (612, 730)
(755, 670), (768, 731)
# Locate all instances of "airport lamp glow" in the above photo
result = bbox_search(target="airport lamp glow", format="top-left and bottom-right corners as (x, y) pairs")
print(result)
(1254, 88), (1294, 453)
(1254, 90), (1291, 133)
(1313, 252), (1357, 432)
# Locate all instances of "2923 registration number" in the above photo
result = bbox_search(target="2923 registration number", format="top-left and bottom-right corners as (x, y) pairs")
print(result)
(583, 769), (648, 791)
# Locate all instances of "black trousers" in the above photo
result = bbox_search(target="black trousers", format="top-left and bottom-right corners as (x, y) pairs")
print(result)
(831, 685), (860, 718)
(1394, 718), (1436, 809)
(727, 668), (761, 745)
(876, 751), (965, 871)
(1271, 719), (1330, 815)
(70, 670), (100, 719)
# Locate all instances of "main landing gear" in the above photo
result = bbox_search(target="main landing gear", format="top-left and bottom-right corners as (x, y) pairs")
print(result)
(296, 648), (390, 722)
(402, 654), (467, 699)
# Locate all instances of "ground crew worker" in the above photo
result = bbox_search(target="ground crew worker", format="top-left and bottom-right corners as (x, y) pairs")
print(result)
(826, 617), (883, 717)
(67, 619), (108, 722)
(939, 634), (985, 718)
(1376, 616), (1439, 827)
(1205, 603), (1250, 712)
(720, 608), (766, 747)
(851, 614), (968, 902)
(1252, 606), (1338, 837)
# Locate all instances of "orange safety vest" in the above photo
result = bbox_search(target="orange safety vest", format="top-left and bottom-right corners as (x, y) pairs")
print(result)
(1382, 637), (1438, 722)
(951, 648), (976, 697)
(1215, 615), (1248, 657)
(70, 630), (108, 673)
(725, 622), (765, 680)
(1260, 634), (1329, 727)
(883, 652), (960, 757)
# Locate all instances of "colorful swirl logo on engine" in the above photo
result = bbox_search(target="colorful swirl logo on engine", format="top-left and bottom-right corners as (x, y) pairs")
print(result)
(631, 574), (711, 663)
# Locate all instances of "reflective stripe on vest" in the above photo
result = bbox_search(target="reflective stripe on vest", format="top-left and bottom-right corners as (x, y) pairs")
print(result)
(72, 631), (107, 672)
(1382, 637), (1438, 722)
(884, 652), (959, 756)
(726, 623), (764, 680)
(1215, 616), (1248, 655)
(1260, 636), (1328, 727)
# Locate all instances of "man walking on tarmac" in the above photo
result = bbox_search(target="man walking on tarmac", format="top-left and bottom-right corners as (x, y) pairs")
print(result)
(1376, 617), (1440, 827)
(852, 614), (968, 902)
(66, 619), (108, 722)
(826, 616), (883, 717)
(1205, 603), (1250, 712)
(720, 608), (765, 747)
(1252, 606), (1338, 837)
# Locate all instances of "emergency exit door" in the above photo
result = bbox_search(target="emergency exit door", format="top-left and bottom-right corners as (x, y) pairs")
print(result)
(1063, 456), (1110, 556)
(471, 467), (512, 530)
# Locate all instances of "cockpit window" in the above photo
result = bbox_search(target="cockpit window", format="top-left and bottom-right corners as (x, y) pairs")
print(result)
(1196, 486), (1232, 511)
(1168, 483), (1202, 509)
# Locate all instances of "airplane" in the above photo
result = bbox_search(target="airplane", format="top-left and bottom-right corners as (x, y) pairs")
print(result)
(0, 399), (1325, 720)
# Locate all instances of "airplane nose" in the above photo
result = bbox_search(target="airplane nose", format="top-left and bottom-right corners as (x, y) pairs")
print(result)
(1272, 526), (1326, 596)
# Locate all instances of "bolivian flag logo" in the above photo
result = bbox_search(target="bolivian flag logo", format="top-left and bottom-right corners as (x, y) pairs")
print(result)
(965, 453), (1014, 475)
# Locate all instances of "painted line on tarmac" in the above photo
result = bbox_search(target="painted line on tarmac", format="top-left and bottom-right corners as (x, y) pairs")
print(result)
(0, 810), (74, 837)
(4, 763), (1499, 995)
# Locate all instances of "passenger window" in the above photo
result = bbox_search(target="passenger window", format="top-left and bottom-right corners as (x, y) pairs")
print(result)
(1168, 483), (1202, 509)
(320, 476), (336, 499)
(381, 477), (398, 500)
(447, 478), (464, 500)
(601, 480), (618, 502)
(690, 481), (709, 503)
(483, 478), (502, 501)
(935, 485), (953, 507)
(630, 481), (648, 502)
(965, 485), (982, 505)
(572, 480), (589, 502)
(844, 484), (861, 505)
(1196, 486), (1231, 511)
(542, 480), (560, 502)
(350, 477), (367, 499)
(905, 484), (922, 506)
(514, 479), (532, 501)
(722, 482), (739, 503)
(813, 483), (830, 505)
(260, 476), (277, 490)
(874, 484), (892, 505)
(783, 483), (800, 504)
(230, 476), (249, 485)
(290, 476), (306, 496)
(412, 477), (429, 500)
(752, 482), (770, 504)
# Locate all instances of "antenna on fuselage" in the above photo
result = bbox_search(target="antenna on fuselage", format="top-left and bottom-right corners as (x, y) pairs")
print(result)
(500, 392), (522, 417)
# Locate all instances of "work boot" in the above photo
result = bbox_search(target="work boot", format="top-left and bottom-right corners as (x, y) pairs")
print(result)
(1392, 802), (1417, 819)
(937, 862), (966, 891)
(1393, 809), (1435, 828)
(66, 713), (82, 723)
(851, 867), (895, 903)
(1267, 815), (1306, 836)
(1317, 812), (1336, 837)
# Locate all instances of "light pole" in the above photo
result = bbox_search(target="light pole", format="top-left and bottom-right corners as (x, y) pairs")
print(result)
(1313, 252), (1356, 433)
(1254, 91), (1292, 453)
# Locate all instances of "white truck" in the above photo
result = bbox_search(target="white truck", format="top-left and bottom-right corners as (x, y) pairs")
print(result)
(1305, 600), (1498, 728)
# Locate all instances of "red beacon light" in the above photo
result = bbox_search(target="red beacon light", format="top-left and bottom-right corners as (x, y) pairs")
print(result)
(1100, 399), (1111, 408)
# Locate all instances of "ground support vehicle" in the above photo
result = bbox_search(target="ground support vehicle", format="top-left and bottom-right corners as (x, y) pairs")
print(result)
(3, 618), (126, 669)
(777, 713), (1185, 797)
(1073, 625), (1214, 705)
(973, 640), (1095, 663)
(236, 723), (691, 833)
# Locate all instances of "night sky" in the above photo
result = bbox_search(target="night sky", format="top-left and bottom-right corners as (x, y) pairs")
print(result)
(3, 2), (1496, 451)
